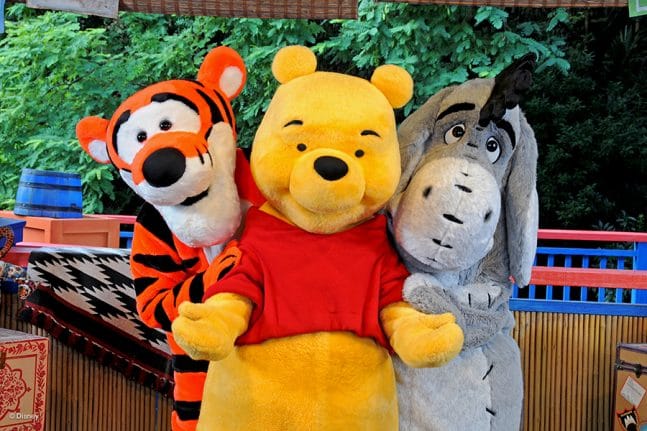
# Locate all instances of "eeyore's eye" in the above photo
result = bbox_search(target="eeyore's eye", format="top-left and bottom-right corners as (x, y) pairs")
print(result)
(486, 137), (501, 163)
(444, 123), (466, 145)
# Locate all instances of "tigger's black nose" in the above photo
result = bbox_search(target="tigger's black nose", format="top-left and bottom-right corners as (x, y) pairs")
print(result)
(314, 156), (348, 181)
(143, 148), (186, 187)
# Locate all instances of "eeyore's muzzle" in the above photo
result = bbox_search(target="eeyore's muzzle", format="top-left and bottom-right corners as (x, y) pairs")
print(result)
(392, 157), (501, 271)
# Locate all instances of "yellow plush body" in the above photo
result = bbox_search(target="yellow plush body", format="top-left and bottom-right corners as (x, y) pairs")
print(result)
(200, 332), (397, 430)
(173, 46), (464, 431)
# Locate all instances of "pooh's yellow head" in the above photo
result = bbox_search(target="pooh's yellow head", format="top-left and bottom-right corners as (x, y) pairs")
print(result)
(251, 46), (413, 233)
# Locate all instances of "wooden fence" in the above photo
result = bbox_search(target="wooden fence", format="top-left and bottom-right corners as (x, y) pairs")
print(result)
(3, 288), (646, 431)
(1, 291), (173, 431)
(514, 311), (647, 431)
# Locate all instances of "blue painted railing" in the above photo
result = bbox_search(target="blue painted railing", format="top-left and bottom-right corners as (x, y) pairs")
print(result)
(511, 230), (647, 316)
(104, 216), (647, 316)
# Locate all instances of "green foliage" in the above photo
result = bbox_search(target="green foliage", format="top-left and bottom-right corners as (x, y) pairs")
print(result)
(1, 1), (568, 214)
(524, 9), (647, 230)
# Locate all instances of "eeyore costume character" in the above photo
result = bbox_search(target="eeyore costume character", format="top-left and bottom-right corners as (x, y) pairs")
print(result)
(389, 54), (539, 431)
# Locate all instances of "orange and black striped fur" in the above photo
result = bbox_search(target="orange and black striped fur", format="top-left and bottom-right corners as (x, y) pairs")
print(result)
(131, 206), (242, 430)
(76, 46), (263, 431)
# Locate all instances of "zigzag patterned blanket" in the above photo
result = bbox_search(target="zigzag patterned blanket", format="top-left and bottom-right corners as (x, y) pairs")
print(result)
(19, 247), (173, 394)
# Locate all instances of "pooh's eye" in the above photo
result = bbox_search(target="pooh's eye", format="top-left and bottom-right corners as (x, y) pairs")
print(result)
(137, 131), (148, 143)
(297, 143), (307, 152)
(486, 137), (501, 163)
(444, 123), (466, 145)
(159, 120), (172, 131)
(355, 149), (365, 158)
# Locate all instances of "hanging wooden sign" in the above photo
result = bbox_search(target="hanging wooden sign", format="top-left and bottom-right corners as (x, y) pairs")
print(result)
(26, 0), (118, 18)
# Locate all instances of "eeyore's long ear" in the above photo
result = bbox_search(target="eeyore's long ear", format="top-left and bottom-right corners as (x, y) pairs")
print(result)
(505, 111), (539, 287)
(396, 87), (455, 194)
(479, 53), (536, 127)
(492, 53), (538, 287)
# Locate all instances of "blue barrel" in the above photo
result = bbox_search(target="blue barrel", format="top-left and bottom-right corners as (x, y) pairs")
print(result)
(14, 169), (83, 218)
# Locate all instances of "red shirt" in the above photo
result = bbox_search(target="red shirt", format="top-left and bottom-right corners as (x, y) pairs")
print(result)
(204, 207), (408, 348)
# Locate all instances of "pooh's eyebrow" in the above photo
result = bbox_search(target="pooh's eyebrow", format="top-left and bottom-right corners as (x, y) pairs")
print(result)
(284, 120), (303, 127)
(361, 130), (381, 137)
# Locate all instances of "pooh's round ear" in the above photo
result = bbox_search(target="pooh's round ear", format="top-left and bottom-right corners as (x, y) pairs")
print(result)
(370, 65), (413, 109)
(198, 46), (247, 100)
(76, 116), (111, 164)
(272, 45), (317, 84)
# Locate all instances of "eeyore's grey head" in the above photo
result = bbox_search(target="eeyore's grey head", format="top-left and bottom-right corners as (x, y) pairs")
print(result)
(389, 54), (538, 286)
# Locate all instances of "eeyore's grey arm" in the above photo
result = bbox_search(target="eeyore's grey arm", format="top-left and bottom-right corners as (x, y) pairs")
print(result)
(454, 281), (514, 349)
(403, 273), (467, 327)
(403, 274), (512, 350)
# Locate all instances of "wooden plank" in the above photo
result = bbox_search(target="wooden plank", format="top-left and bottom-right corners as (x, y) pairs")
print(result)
(26, 0), (118, 18)
(386, 0), (627, 7)
(530, 266), (647, 289)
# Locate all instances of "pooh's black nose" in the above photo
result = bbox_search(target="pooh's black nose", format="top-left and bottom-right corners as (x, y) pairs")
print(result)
(143, 147), (186, 187)
(314, 156), (348, 181)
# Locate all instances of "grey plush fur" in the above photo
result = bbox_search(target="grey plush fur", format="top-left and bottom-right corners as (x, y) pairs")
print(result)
(388, 55), (538, 431)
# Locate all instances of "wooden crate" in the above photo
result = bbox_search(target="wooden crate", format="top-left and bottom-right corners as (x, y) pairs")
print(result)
(0, 211), (120, 248)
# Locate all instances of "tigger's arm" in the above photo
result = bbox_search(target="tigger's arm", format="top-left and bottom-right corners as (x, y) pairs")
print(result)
(131, 204), (234, 331)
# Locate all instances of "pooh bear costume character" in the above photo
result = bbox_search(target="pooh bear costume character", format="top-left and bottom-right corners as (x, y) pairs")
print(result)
(172, 45), (464, 431)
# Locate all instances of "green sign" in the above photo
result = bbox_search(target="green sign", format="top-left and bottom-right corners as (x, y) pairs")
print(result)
(629, 0), (647, 17)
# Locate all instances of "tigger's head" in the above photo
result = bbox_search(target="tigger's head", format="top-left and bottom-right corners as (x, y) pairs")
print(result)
(77, 47), (247, 247)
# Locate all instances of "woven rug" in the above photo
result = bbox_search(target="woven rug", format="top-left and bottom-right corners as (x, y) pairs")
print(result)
(18, 246), (173, 395)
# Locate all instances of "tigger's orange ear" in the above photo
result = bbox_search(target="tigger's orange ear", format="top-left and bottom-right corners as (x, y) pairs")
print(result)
(197, 46), (247, 100)
(76, 116), (111, 164)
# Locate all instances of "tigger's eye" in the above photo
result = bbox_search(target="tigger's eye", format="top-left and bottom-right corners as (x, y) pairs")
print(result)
(159, 120), (172, 131)
(137, 131), (147, 143)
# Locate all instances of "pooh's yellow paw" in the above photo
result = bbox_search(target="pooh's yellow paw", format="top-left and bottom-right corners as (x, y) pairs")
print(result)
(381, 302), (464, 368)
(171, 293), (252, 361)
(392, 317), (464, 368)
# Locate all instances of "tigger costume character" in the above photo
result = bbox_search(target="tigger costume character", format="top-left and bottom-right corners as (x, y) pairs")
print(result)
(76, 46), (263, 431)
(172, 46), (464, 431)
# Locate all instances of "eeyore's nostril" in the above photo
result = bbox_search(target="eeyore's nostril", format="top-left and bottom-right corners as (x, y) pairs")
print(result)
(432, 238), (453, 249)
(484, 210), (493, 222)
(143, 147), (186, 188)
(314, 156), (348, 181)
(443, 214), (464, 224)
(455, 184), (472, 193)
(423, 186), (432, 199)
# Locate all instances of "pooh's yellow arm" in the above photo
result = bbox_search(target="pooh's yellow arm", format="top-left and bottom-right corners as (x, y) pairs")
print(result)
(380, 302), (464, 368)
(172, 293), (252, 361)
